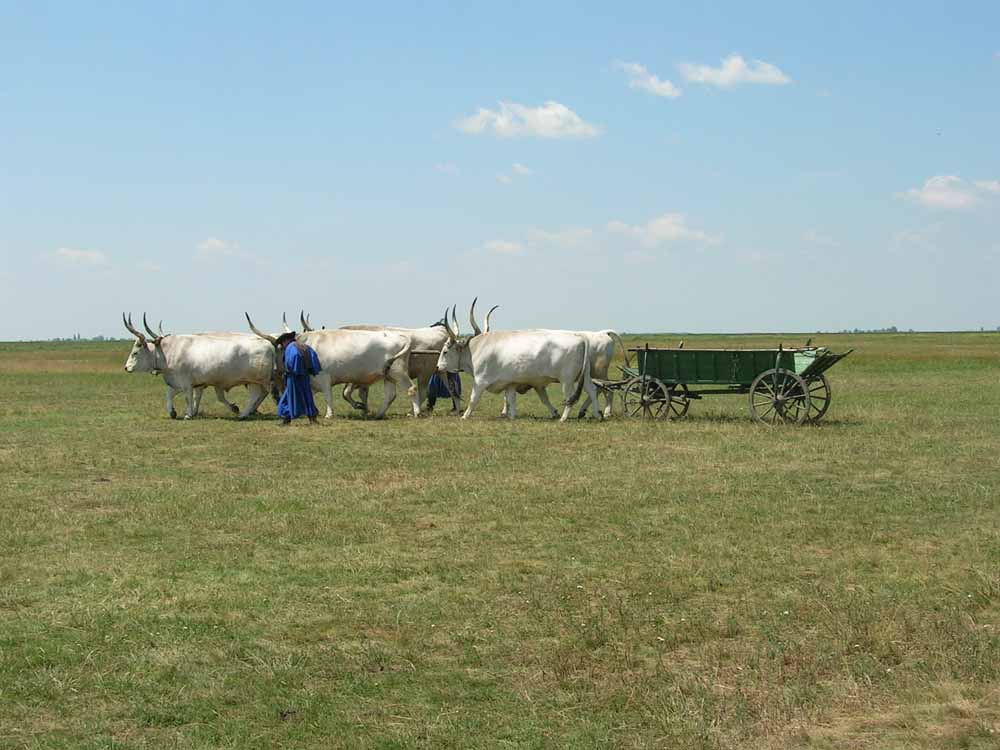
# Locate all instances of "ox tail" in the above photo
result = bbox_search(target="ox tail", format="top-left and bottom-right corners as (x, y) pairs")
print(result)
(607, 330), (631, 369)
(384, 335), (412, 381)
(566, 334), (591, 407)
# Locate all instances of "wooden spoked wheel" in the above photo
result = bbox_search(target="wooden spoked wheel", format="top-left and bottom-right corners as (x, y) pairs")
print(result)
(665, 384), (690, 419)
(623, 377), (672, 419)
(749, 369), (811, 425)
(805, 373), (831, 423)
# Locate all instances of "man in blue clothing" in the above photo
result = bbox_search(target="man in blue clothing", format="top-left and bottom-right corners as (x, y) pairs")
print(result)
(275, 331), (322, 425)
(426, 371), (462, 413)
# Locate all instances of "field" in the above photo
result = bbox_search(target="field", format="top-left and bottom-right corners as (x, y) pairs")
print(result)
(1, 333), (998, 749)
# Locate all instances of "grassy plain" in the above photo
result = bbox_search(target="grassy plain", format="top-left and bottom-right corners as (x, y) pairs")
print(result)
(0, 333), (997, 749)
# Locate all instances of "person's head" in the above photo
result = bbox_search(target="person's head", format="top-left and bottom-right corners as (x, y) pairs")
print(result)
(275, 331), (297, 349)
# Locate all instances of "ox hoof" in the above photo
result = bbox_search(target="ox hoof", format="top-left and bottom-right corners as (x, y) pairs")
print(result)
(169, 410), (177, 419)
(183, 414), (193, 420)
(229, 404), (240, 414)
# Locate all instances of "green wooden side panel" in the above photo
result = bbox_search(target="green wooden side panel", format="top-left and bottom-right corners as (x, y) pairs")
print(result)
(632, 349), (797, 386)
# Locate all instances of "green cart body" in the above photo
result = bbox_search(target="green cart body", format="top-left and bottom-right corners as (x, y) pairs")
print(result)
(608, 344), (852, 424)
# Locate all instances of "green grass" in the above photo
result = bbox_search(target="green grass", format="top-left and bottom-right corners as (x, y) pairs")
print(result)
(1, 333), (998, 749)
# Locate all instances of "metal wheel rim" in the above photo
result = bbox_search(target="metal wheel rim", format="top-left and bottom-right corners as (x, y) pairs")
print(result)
(749, 369), (811, 425)
(623, 377), (672, 420)
(666, 384), (690, 420)
(806, 373), (831, 423)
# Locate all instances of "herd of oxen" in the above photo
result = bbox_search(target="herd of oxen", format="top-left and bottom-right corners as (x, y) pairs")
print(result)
(121, 300), (631, 422)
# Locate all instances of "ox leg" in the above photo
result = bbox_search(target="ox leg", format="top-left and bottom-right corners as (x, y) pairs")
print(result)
(166, 385), (178, 419)
(504, 387), (518, 420)
(461, 384), (485, 420)
(239, 384), (267, 420)
(314, 374), (335, 418)
(585, 378), (603, 420)
(534, 387), (560, 419)
(215, 386), (240, 415)
(191, 387), (205, 417)
(182, 387), (196, 419)
(417, 379), (429, 414)
(342, 384), (368, 413)
(375, 380), (397, 419)
(403, 372), (421, 417)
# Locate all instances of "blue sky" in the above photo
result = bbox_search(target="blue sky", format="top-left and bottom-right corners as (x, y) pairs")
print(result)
(1, 1), (998, 340)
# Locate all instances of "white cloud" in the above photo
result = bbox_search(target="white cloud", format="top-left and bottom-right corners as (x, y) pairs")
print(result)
(497, 162), (534, 184)
(618, 61), (682, 98)
(974, 180), (1000, 194)
(456, 101), (600, 138)
(802, 230), (838, 247)
(484, 240), (525, 255)
(196, 237), (237, 257)
(606, 213), (718, 247)
(901, 176), (978, 209)
(434, 162), (458, 175)
(51, 247), (109, 267)
(527, 227), (593, 248)
(679, 54), (791, 87)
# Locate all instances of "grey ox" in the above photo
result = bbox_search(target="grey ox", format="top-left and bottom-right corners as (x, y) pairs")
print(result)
(122, 313), (276, 419)
(436, 301), (602, 421)
(298, 312), (461, 415)
(485, 310), (630, 419)
(246, 314), (420, 419)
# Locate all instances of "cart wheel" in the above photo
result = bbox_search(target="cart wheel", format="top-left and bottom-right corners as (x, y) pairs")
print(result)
(623, 377), (672, 419)
(666, 384), (691, 419)
(805, 373), (831, 423)
(749, 369), (811, 425)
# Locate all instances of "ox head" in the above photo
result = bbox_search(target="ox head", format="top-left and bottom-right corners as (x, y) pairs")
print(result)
(246, 312), (296, 388)
(122, 313), (166, 373)
(437, 299), (491, 374)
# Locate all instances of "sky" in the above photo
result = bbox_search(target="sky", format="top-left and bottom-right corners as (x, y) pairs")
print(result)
(1, 1), (998, 340)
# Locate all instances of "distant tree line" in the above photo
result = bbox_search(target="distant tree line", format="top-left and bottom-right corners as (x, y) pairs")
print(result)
(48, 334), (129, 342)
(834, 327), (1000, 334)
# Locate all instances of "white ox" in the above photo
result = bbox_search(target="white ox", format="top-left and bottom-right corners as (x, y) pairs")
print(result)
(499, 329), (629, 419)
(246, 314), (420, 419)
(436, 302), (602, 421)
(122, 314), (276, 419)
(299, 312), (462, 415)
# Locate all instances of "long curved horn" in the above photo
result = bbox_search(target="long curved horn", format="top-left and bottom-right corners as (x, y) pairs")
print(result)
(300, 310), (313, 332)
(158, 321), (164, 336)
(469, 297), (482, 336)
(142, 313), (160, 340)
(484, 304), (500, 333)
(451, 305), (460, 337)
(282, 313), (292, 333)
(245, 312), (277, 345)
(123, 312), (145, 341)
(442, 307), (456, 341)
